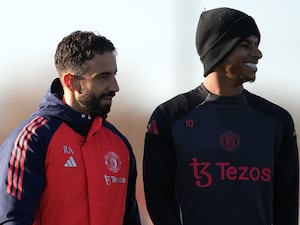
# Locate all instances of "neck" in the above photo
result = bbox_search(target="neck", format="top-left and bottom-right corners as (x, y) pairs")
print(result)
(63, 91), (87, 114)
(203, 72), (244, 96)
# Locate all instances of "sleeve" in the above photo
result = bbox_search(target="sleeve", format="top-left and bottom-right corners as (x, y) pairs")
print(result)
(122, 145), (142, 225)
(143, 106), (182, 225)
(273, 113), (299, 225)
(0, 120), (47, 225)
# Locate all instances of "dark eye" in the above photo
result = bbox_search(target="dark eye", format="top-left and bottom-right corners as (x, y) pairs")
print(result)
(239, 42), (250, 48)
(95, 73), (110, 80)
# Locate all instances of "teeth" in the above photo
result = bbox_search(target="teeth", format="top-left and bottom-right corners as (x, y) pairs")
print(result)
(245, 63), (257, 70)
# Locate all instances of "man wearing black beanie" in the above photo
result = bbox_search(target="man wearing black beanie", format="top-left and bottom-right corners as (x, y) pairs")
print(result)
(143, 7), (299, 225)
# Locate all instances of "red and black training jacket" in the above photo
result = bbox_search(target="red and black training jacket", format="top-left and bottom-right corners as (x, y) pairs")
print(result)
(0, 78), (141, 225)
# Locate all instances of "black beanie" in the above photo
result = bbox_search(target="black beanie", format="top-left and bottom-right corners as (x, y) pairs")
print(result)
(195, 7), (260, 77)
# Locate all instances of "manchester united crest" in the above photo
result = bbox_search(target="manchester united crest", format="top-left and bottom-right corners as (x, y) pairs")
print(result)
(219, 130), (241, 152)
(104, 151), (122, 173)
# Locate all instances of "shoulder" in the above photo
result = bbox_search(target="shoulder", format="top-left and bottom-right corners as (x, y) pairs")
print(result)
(245, 90), (295, 127)
(7, 115), (59, 141)
(103, 120), (133, 151)
(0, 115), (62, 159)
(152, 86), (207, 123)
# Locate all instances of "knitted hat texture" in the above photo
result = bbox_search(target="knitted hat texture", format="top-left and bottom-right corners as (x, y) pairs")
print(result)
(195, 7), (260, 76)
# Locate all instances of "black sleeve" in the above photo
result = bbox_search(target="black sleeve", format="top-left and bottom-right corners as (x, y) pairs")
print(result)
(245, 91), (299, 225)
(143, 106), (182, 225)
(273, 113), (299, 225)
(123, 146), (142, 225)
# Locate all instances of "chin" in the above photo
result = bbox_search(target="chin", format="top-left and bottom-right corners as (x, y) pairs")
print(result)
(99, 105), (111, 115)
(241, 74), (256, 83)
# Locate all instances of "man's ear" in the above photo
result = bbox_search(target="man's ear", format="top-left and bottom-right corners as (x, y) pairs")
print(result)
(63, 74), (77, 91)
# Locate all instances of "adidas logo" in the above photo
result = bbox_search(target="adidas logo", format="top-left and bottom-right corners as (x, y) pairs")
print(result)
(64, 156), (77, 168)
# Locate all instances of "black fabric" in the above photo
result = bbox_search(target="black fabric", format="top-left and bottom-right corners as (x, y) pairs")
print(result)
(143, 84), (299, 225)
(195, 7), (260, 76)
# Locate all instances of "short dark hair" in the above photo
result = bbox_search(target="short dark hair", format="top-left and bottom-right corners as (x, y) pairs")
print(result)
(54, 30), (116, 76)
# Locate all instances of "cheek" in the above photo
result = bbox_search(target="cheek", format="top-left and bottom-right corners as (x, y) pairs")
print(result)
(222, 51), (244, 73)
(224, 58), (244, 75)
(81, 83), (99, 96)
(226, 64), (239, 75)
(77, 84), (95, 98)
(90, 81), (107, 93)
(223, 64), (244, 81)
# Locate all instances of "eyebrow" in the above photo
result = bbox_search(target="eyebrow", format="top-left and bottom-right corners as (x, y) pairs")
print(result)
(95, 69), (118, 77)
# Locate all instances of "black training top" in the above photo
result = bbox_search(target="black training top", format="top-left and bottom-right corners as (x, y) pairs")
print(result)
(143, 83), (299, 225)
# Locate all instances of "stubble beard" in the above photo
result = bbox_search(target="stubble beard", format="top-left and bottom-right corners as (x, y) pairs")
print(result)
(84, 92), (114, 117)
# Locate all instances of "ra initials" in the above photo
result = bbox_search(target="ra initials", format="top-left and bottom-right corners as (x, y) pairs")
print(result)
(63, 145), (74, 154)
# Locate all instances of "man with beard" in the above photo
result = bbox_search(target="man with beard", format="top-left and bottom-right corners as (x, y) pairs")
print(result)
(0, 31), (141, 225)
(143, 7), (299, 225)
